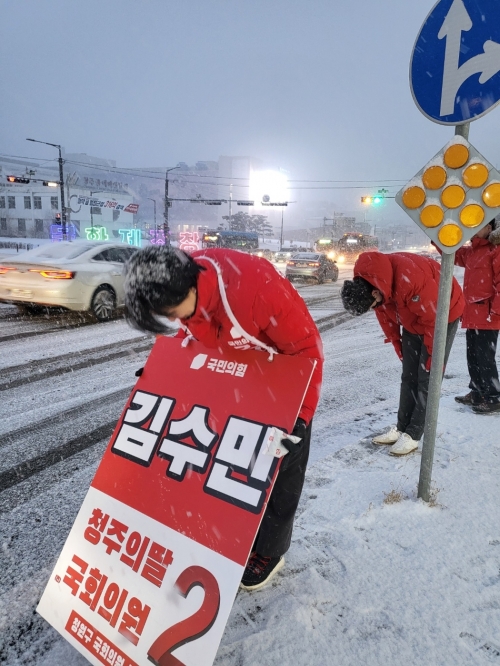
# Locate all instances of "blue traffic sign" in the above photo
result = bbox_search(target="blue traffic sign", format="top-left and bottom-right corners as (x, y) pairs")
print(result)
(411, 0), (500, 125)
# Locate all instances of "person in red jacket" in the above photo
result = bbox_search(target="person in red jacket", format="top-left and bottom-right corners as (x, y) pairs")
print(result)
(341, 252), (464, 455)
(124, 245), (323, 590)
(452, 219), (500, 413)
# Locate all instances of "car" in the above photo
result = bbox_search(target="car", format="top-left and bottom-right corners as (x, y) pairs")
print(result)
(285, 252), (339, 283)
(248, 248), (275, 261)
(274, 251), (293, 263)
(0, 241), (138, 321)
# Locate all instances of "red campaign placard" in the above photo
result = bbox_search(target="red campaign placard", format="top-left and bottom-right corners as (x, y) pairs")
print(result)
(91, 337), (315, 566)
(66, 610), (138, 666)
(38, 338), (315, 666)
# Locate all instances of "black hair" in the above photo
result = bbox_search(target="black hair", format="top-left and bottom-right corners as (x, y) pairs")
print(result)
(123, 245), (205, 333)
(341, 276), (376, 315)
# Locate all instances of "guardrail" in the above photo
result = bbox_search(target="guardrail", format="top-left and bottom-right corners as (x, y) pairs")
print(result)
(0, 241), (39, 252)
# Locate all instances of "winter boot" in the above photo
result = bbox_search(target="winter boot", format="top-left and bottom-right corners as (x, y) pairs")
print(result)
(455, 391), (482, 405)
(240, 553), (285, 591)
(389, 433), (419, 456)
(472, 401), (500, 414)
(372, 426), (400, 445)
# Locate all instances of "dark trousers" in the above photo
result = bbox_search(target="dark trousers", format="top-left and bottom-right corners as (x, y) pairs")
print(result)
(466, 329), (500, 402)
(397, 320), (459, 441)
(254, 421), (312, 558)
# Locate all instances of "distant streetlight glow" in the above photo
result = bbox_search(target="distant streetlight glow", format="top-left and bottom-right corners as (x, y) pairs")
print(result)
(249, 170), (288, 207)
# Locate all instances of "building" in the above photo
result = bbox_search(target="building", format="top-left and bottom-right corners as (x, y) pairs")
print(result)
(0, 152), (136, 242)
(0, 150), (289, 245)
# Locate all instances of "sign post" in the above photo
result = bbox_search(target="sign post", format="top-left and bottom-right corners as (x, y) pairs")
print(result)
(418, 250), (455, 501)
(37, 337), (315, 666)
(402, 0), (500, 500)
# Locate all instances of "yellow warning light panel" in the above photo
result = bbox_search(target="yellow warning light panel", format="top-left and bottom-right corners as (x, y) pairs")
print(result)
(396, 137), (500, 253)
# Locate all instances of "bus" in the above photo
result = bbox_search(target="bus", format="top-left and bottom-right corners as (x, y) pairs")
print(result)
(336, 233), (379, 262)
(314, 238), (337, 259)
(201, 230), (259, 251)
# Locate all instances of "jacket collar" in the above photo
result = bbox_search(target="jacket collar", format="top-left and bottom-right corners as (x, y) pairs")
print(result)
(181, 257), (219, 325)
(471, 236), (490, 248)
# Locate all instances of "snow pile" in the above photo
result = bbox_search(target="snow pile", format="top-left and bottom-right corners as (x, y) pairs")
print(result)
(11, 282), (500, 666)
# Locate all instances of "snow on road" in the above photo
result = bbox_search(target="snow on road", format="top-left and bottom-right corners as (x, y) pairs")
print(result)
(3, 265), (500, 666)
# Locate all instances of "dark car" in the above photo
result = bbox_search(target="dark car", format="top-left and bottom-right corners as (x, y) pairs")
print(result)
(285, 252), (339, 283)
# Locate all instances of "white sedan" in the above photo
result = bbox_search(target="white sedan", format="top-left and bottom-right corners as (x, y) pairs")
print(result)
(0, 241), (138, 321)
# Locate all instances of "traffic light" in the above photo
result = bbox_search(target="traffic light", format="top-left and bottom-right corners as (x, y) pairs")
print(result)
(396, 137), (500, 252)
(7, 176), (30, 184)
(43, 181), (59, 187)
(361, 189), (388, 205)
(361, 195), (382, 205)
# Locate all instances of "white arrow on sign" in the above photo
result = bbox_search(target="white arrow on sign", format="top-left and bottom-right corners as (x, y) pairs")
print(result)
(439, 0), (500, 116)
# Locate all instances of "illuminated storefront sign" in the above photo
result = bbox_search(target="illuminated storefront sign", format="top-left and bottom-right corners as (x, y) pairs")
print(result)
(118, 229), (142, 247)
(149, 229), (166, 245)
(179, 231), (200, 253)
(81, 227), (142, 247)
(50, 223), (77, 242)
(84, 227), (109, 241)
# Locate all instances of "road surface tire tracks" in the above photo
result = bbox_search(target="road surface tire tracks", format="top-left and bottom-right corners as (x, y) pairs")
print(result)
(0, 421), (117, 492)
(0, 339), (152, 391)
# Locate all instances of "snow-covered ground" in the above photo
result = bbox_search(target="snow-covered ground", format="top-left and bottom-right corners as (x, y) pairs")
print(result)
(3, 265), (500, 666)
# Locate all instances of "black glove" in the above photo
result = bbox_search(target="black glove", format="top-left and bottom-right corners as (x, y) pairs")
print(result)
(282, 418), (307, 455)
(135, 367), (144, 377)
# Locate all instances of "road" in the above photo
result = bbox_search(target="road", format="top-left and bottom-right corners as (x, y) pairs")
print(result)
(0, 264), (354, 665)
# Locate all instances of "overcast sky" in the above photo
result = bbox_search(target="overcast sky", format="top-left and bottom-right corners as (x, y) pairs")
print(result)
(2, 0), (500, 217)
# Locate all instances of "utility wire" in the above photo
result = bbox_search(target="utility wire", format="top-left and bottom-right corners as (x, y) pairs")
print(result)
(0, 152), (406, 190)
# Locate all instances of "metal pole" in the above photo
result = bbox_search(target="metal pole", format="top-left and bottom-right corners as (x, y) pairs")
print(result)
(417, 122), (470, 501)
(147, 198), (157, 240)
(58, 146), (67, 241)
(163, 166), (179, 246)
(164, 173), (170, 245)
(280, 209), (284, 250)
(417, 251), (455, 500)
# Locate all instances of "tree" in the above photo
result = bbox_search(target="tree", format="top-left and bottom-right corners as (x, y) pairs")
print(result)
(221, 212), (273, 236)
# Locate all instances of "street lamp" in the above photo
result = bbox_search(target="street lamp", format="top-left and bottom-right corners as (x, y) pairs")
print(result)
(27, 138), (68, 241)
(146, 197), (157, 238)
(164, 166), (180, 245)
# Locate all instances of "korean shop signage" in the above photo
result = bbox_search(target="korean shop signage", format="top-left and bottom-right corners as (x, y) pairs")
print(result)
(37, 337), (315, 666)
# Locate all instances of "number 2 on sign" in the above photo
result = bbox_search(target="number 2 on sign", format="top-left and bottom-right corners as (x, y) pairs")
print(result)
(148, 565), (220, 666)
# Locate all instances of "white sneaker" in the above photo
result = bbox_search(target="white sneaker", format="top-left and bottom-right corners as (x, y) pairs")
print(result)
(372, 426), (400, 445)
(389, 433), (419, 456)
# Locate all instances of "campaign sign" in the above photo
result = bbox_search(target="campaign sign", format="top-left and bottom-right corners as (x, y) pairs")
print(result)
(37, 337), (316, 666)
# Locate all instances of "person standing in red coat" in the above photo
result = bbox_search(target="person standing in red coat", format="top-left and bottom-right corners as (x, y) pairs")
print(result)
(341, 252), (464, 455)
(123, 245), (323, 591)
(453, 219), (500, 413)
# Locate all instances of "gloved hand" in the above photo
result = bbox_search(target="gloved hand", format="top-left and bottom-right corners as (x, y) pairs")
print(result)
(393, 339), (403, 361)
(282, 418), (308, 455)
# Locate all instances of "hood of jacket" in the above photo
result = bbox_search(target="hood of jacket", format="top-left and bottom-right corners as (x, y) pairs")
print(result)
(354, 252), (394, 302)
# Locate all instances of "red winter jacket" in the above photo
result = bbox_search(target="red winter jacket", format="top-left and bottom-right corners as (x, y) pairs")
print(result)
(454, 237), (500, 329)
(175, 249), (324, 425)
(354, 252), (464, 358)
